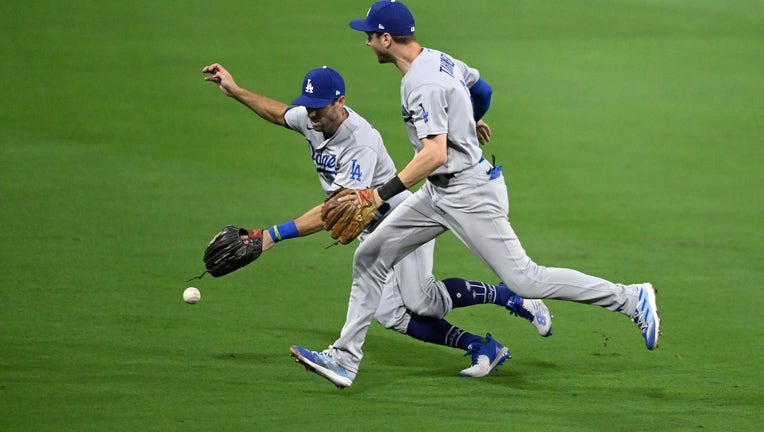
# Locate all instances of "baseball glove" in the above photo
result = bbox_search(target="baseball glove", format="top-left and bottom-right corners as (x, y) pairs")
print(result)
(321, 188), (378, 245)
(202, 225), (263, 277)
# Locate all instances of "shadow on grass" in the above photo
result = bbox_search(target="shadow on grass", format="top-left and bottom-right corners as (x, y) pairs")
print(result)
(208, 327), (341, 363)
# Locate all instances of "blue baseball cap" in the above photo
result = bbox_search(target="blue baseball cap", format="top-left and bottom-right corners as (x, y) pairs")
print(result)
(291, 66), (346, 109)
(349, 0), (415, 36)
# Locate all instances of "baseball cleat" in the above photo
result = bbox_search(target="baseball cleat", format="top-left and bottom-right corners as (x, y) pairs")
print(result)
(290, 345), (354, 389)
(459, 334), (510, 378)
(501, 284), (553, 337)
(632, 283), (661, 350)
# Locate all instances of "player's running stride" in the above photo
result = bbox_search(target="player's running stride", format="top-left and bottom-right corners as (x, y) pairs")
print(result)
(202, 63), (553, 387)
(289, 0), (660, 389)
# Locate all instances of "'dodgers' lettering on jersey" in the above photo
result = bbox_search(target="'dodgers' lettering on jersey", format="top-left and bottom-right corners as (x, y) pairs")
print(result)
(308, 141), (337, 175)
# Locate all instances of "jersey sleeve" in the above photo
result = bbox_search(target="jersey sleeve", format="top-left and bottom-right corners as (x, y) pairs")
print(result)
(456, 59), (481, 88)
(406, 84), (450, 139)
(283, 106), (310, 134)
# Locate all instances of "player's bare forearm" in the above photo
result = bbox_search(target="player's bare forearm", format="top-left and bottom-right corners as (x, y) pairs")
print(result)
(202, 62), (287, 126)
(293, 204), (325, 236)
(370, 134), (447, 205)
(229, 87), (288, 126)
(397, 134), (448, 188)
(260, 204), (324, 252)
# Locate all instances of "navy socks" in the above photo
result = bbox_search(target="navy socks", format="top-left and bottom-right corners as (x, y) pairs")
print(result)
(404, 278), (515, 351)
(405, 315), (484, 351)
(442, 278), (512, 308)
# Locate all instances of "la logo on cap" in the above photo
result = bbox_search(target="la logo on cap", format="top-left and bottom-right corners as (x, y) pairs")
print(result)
(305, 79), (314, 94)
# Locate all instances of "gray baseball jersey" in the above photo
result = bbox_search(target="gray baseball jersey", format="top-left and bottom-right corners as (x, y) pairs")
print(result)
(401, 48), (483, 175)
(283, 105), (449, 333)
(329, 49), (643, 374)
(284, 105), (395, 193)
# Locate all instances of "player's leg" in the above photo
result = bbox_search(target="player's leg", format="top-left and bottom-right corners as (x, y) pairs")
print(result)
(325, 189), (508, 375)
(373, 268), (511, 377)
(446, 174), (637, 310)
(387, 223), (552, 336)
(292, 188), (507, 386)
(326, 196), (447, 375)
(290, 231), (405, 387)
(291, 202), (440, 387)
(366, 190), (511, 376)
(439, 170), (659, 349)
(388, 238), (453, 318)
(443, 278), (553, 337)
(372, 272), (411, 333)
(405, 315), (509, 378)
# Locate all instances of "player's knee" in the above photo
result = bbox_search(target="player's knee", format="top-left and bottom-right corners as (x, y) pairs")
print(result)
(354, 237), (391, 274)
(374, 311), (408, 334)
(405, 299), (449, 319)
(353, 245), (375, 275)
(401, 279), (452, 318)
(503, 260), (546, 297)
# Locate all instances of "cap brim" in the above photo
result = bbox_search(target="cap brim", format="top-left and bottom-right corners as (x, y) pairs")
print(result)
(349, 19), (376, 32)
(291, 95), (334, 109)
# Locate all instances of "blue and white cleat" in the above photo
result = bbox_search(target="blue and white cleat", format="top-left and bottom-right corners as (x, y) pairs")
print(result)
(632, 283), (661, 350)
(500, 283), (553, 337)
(290, 345), (355, 389)
(459, 334), (510, 377)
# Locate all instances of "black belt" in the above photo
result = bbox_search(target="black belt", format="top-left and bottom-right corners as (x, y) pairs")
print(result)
(427, 173), (456, 184)
(377, 202), (391, 216)
(428, 157), (487, 185)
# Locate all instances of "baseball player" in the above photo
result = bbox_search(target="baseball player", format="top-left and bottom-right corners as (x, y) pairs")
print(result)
(290, 0), (661, 389)
(201, 63), (553, 386)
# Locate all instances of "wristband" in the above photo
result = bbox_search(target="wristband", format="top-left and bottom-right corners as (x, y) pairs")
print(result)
(267, 220), (299, 243)
(377, 175), (407, 201)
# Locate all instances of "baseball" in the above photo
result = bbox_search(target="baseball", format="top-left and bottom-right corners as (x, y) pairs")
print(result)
(183, 287), (201, 304)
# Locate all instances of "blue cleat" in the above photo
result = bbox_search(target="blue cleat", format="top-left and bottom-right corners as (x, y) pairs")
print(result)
(459, 334), (510, 377)
(290, 345), (355, 389)
(500, 283), (553, 337)
(632, 283), (661, 350)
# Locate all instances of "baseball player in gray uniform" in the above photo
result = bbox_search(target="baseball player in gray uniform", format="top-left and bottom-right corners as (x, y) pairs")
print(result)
(290, 0), (661, 389)
(202, 63), (553, 387)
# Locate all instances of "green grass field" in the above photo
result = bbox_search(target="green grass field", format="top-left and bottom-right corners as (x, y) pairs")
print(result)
(2, 1), (762, 430)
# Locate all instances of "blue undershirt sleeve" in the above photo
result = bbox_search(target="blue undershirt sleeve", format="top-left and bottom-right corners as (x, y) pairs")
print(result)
(469, 78), (492, 121)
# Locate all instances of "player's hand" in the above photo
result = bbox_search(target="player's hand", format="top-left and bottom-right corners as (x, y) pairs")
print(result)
(239, 228), (275, 252)
(476, 119), (492, 145)
(202, 63), (238, 97)
(337, 188), (383, 207)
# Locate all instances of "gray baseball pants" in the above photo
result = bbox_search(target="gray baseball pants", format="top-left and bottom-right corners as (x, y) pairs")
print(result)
(332, 158), (640, 374)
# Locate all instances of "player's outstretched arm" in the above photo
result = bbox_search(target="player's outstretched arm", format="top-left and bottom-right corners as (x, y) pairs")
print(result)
(202, 62), (288, 126)
(259, 203), (325, 252)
